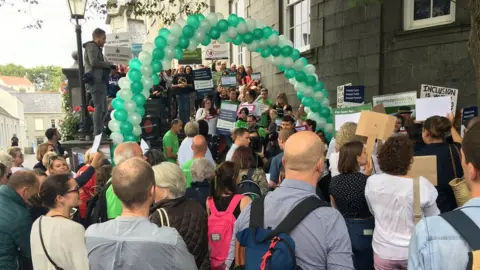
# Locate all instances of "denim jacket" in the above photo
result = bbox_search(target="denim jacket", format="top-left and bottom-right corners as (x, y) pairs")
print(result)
(408, 197), (480, 270)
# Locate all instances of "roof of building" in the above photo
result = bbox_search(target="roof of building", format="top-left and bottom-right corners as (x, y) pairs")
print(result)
(10, 92), (63, 113)
(0, 76), (34, 87)
(0, 106), (17, 119)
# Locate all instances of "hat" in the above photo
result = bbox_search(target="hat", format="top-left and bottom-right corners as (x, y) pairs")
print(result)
(398, 106), (412, 114)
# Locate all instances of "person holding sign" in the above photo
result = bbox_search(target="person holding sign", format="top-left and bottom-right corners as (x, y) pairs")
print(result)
(195, 97), (218, 136)
(256, 88), (273, 128)
(235, 108), (249, 129)
(172, 66), (194, 124)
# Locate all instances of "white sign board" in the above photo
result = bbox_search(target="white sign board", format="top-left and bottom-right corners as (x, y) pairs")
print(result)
(205, 40), (229, 60)
(415, 96), (452, 121)
(106, 32), (131, 47)
(128, 20), (147, 44)
(336, 83), (352, 108)
(104, 46), (133, 65)
(420, 84), (458, 113)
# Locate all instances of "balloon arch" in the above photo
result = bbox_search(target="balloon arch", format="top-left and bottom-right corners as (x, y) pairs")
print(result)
(108, 12), (334, 145)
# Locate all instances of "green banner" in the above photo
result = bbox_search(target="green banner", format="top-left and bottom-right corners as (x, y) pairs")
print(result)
(179, 48), (202, 64)
(333, 103), (372, 133)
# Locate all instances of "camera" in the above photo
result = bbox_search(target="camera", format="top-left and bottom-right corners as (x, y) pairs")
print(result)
(249, 136), (263, 153)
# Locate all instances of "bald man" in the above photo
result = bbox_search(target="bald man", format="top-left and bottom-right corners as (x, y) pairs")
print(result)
(181, 135), (215, 188)
(227, 131), (354, 269)
(106, 142), (145, 219)
(86, 158), (196, 270)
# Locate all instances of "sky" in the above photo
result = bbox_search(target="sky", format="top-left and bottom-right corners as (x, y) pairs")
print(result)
(0, 0), (110, 68)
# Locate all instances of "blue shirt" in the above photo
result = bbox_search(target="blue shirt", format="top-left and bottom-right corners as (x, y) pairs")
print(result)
(227, 179), (354, 270)
(268, 152), (284, 183)
(409, 197), (480, 270)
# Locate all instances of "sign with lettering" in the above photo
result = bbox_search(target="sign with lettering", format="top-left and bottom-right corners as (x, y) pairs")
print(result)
(106, 32), (131, 47)
(336, 83), (352, 108)
(420, 84), (458, 113)
(333, 103), (372, 131)
(344, 85), (365, 105)
(193, 68), (214, 94)
(104, 46), (132, 65)
(217, 102), (239, 135)
(205, 40), (229, 60)
(461, 106), (478, 137)
(372, 91), (417, 114)
(221, 75), (237, 87)
(250, 72), (261, 81)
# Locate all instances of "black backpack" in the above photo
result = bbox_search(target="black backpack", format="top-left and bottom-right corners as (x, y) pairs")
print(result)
(85, 182), (111, 228)
(237, 169), (262, 199)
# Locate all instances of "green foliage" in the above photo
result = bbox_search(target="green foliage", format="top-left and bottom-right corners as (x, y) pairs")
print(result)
(0, 64), (65, 91)
(59, 85), (79, 139)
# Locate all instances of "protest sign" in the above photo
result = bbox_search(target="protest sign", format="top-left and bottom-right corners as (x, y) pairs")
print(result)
(193, 68), (214, 94)
(221, 75), (237, 87)
(333, 103), (372, 131)
(415, 96), (451, 121)
(409, 156), (438, 186)
(356, 111), (396, 156)
(344, 85), (365, 106)
(461, 106), (478, 137)
(104, 46), (132, 65)
(237, 104), (256, 117)
(336, 83), (352, 108)
(420, 84), (458, 113)
(217, 102), (239, 135)
(205, 40), (229, 60)
(372, 91), (417, 114)
(250, 73), (261, 81)
(106, 32), (131, 47)
(179, 48), (202, 64)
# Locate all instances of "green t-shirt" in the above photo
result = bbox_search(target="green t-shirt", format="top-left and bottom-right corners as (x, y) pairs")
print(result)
(257, 99), (273, 128)
(258, 127), (267, 138)
(106, 180), (122, 219)
(235, 120), (248, 129)
(162, 130), (179, 163)
(182, 159), (216, 188)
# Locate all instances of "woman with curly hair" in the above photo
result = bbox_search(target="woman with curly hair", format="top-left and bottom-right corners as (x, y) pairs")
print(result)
(365, 136), (439, 269)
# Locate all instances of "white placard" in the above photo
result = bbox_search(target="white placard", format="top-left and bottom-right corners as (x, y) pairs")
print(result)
(140, 139), (150, 154)
(336, 83), (352, 108)
(334, 113), (361, 131)
(205, 40), (229, 60)
(420, 84), (458, 113)
(106, 32), (131, 47)
(128, 20), (147, 44)
(415, 96), (451, 121)
(104, 46), (133, 65)
(91, 133), (102, 153)
(194, 80), (214, 90)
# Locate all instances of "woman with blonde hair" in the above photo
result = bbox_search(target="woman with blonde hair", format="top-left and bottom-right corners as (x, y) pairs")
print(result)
(34, 143), (55, 172)
(76, 149), (105, 219)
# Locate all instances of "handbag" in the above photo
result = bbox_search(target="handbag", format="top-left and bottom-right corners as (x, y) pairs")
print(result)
(156, 208), (170, 227)
(39, 217), (64, 270)
(448, 144), (471, 207)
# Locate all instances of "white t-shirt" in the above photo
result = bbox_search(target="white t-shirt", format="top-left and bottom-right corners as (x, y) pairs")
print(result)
(178, 137), (215, 167)
(365, 174), (440, 260)
(195, 108), (218, 135)
(31, 216), (89, 270)
(329, 152), (382, 177)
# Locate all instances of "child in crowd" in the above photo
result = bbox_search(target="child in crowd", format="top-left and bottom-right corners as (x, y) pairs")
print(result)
(235, 107), (249, 129)
(257, 88), (273, 128)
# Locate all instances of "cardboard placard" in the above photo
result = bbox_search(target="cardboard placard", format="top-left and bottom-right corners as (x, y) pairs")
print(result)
(409, 156), (438, 186)
(356, 111), (396, 156)
(372, 104), (386, 114)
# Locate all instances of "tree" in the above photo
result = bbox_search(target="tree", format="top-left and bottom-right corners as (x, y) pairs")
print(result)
(0, 64), (66, 91)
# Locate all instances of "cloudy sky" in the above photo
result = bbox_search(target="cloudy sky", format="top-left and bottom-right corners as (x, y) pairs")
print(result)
(0, 0), (109, 68)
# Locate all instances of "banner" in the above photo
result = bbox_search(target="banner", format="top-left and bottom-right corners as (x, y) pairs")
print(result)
(237, 104), (256, 117)
(104, 46), (133, 65)
(217, 101), (239, 135)
(193, 68), (214, 94)
(420, 84), (458, 113)
(461, 106), (478, 137)
(333, 103), (372, 132)
(336, 83), (352, 108)
(250, 72), (261, 81)
(179, 48), (202, 64)
(221, 75), (237, 87)
(205, 40), (229, 60)
(106, 32), (131, 47)
(343, 85), (365, 106)
(372, 91), (417, 114)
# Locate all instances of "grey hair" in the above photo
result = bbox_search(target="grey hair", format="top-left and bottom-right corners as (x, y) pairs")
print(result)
(190, 158), (215, 182)
(113, 142), (138, 165)
(152, 162), (186, 198)
(0, 152), (13, 169)
(184, 121), (199, 137)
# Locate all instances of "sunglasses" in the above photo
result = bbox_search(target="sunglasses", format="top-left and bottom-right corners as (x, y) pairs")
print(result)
(63, 185), (80, 195)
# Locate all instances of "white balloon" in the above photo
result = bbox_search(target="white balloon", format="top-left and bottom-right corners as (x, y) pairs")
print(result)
(272, 56), (283, 66)
(313, 73), (318, 80)
(108, 119), (121, 132)
(167, 34), (179, 47)
(295, 82), (306, 91)
(195, 30), (206, 43)
(141, 76), (154, 90)
(226, 27), (237, 39)
(284, 57), (294, 68)
(162, 59), (172, 70)
(216, 12), (224, 20)
(132, 124), (142, 136)
(110, 132), (124, 145)
(288, 78), (297, 85)
(322, 98), (330, 107)
(324, 123), (334, 133)
(169, 23), (182, 37)
(138, 51), (152, 64)
(165, 46), (175, 60)
(141, 89), (150, 99)
(176, 17), (186, 27)
(258, 39), (268, 49)
(304, 107), (311, 114)
(237, 22), (248, 34)
(124, 100), (137, 112)
(118, 89), (133, 100)
(303, 86), (314, 96)
(142, 42), (154, 54)
(246, 42), (257, 52)
(256, 21), (265, 28)
(294, 58), (306, 71)
(278, 35), (287, 46)
(140, 65), (153, 76)
(118, 77), (130, 89)
(313, 91), (325, 102)
(246, 18), (257, 31)
(206, 13), (218, 25)
(307, 112), (317, 122)
(304, 64), (316, 75)
(187, 40), (198, 51)
(110, 110), (116, 121)
(128, 112), (142, 125)
(199, 20), (211, 32)
(217, 34), (227, 44)
(286, 39), (294, 47)
(268, 34), (279, 46)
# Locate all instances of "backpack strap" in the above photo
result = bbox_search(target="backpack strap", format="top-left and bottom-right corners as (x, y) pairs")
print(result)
(226, 194), (243, 214)
(207, 196), (218, 215)
(441, 210), (480, 250)
(39, 217), (64, 270)
(249, 195), (265, 229)
(156, 208), (170, 227)
(264, 196), (328, 240)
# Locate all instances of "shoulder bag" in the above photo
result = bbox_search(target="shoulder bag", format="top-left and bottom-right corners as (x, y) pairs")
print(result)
(39, 216), (64, 270)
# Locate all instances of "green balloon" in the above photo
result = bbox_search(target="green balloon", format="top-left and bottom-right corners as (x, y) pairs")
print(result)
(310, 102), (322, 113)
(132, 93), (147, 106)
(152, 48), (165, 60)
(284, 68), (296, 79)
(253, 29), (263, 40)
(154, 36), (167, 48)
(130, 81), (143, 93)
(255, 48), (262, 53)
(243, 32), (254, 44)
(209, 27), (221, 39)
(197, 14), (206, 21)
(296, 91), (304, 101)
(128, 59), (142, 70)
(112, 98), (125, 110)
(271, 46), (281, 57)
(238, 17), (246, 24)
(217, 19), (229, 32)
(317, 81), (325, 89)
(187, 15), (200, 28)
(228, 14), (239, 27)
(272, 30), (279, 36)
(151, 73), (160, 85)
(174, 47), (184, 59)
(321, 88), (329, 98)
(291, 49), (301, 61)
(123, 133), (137, 142)
(319, 106), (331, 118)
(128, 69), (142, 82)
(114, 109), (128, 121)
(313, 82), (323, 92)
(305, 75), (316, 86)
(281, 46), (293, 57)
(263, 27), (273, 39)
(136, 106), (145, 117)
(302, 96), (314, 108)
(201, 35), (211, 46)
(278, 65), (286, 71)
(182, 25), (195, 38)
(120, 121), (133, 134)
(158, 28), (170, 38)
(151, 60), (163, 73)
(232, 35), (243, 46)
(298, 57), (308, 67)
(295, 71), (307, 82)
(260, 47), (271, 58)
(178, 36), (190, 49)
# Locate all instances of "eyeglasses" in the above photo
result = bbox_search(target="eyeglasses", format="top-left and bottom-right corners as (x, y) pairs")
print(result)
(64, 185), (80, 195)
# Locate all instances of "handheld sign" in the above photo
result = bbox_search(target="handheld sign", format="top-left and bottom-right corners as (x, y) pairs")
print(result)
(250, 73), (261, 81)
(408, 156), (438, 186)
(356, 111), (396, 157)
(91, 133), (102, 154)
(140, 139), (150, 154)
(221, 75), (237, 87)
(415, 96), (451, 121)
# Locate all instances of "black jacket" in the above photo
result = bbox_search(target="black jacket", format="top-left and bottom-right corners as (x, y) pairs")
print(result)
(185, 180), (210, 209)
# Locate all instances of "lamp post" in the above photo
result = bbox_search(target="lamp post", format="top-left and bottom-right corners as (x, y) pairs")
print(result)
(67, 0), (90, 140)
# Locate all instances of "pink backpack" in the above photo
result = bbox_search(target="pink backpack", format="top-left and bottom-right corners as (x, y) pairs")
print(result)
(207, 194), (243, 269)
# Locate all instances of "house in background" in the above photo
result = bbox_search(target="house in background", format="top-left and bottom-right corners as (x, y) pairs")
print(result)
(0, 76), (35, 93)
(0, 107), (20, 150)
(0, 85), (26, 150)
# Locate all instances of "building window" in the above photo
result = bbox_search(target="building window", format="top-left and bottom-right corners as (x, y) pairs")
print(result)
(35, 118), (44, 131)
(51, 119), (56, 128)
(404, 0), (455, 30)
(231, 0), (246, 65)
(285, 0), (310, 52)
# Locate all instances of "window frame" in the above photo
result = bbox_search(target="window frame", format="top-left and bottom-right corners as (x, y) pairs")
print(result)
(51, 119), (56, 128)
(34, 118), (44, 131)
(403, 0), (456, 31)
(231, 0), (246, 65)
(284, 0), (311, 52)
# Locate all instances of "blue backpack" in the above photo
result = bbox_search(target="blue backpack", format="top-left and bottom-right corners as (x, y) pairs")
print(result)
(234, 196), (328, 270)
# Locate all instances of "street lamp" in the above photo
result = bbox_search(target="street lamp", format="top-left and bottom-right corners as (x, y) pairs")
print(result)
(67, 0), (90, 140)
